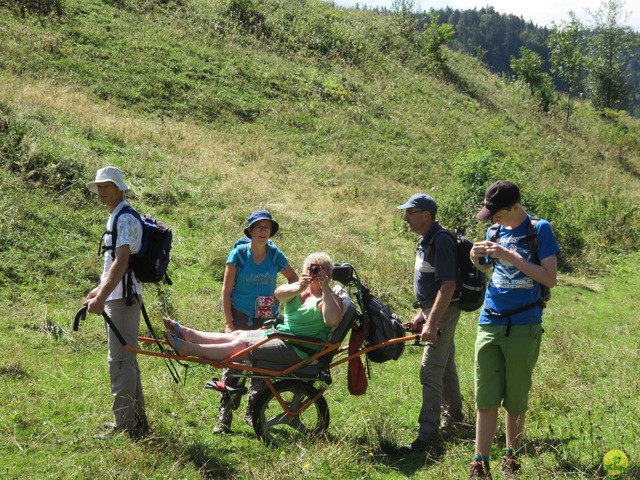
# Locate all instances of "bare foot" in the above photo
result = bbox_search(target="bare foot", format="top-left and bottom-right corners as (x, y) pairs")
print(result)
(163, 317), (182, 338)
(164, 331), (181, 354)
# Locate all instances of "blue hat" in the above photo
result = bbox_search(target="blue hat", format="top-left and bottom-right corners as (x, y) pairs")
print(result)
(397, 193), (438, 216)
(244, 210), (279, 238)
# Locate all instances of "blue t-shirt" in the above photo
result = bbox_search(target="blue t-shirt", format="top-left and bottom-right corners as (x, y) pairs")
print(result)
(227, 244), (289, 318)
(479, 216), (560, 325)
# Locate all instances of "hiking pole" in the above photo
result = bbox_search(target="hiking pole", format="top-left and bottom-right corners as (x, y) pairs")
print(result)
(73, 305), (128, 347)
(74, 304), (184, 385)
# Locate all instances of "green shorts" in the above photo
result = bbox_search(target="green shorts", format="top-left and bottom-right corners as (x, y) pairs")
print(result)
(474, 324), (543, 413)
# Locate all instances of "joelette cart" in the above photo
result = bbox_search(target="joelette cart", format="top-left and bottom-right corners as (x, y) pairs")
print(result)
(74, 264), (417, 446)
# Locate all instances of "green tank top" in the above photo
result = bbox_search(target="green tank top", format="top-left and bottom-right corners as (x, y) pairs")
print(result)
(264, 294), (331, 358)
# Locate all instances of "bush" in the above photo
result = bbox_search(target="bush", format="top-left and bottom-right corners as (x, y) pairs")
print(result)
(103, 0), (186, 13)
(4, 0), (64, 16)
(221, 0), (269, 36)
(437, 149), (516, 236)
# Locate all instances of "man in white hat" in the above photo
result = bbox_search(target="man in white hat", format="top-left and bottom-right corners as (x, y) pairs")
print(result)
(84, 166), (148, 440)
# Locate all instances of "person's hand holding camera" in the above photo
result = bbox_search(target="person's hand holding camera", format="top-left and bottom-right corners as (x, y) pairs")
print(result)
(308, 264), (330, 286)
(471, 241), (490, 265)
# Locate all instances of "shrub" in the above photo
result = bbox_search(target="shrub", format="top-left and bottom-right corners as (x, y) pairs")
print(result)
(219, 0), (269, 36)
(422, 11), (455, 72)
(103, 0), (186, 13)
(4, 0), (64, 16)
(0, 117), (28, 166)
(511, 47), (556, 112)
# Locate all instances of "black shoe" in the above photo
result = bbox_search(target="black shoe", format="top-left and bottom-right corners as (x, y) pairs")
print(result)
(399, 438), (434, 454)
(96, 421), (149, 441)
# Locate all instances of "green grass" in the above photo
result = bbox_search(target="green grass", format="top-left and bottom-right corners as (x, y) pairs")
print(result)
(1, 0), (640, 477)
(2, 262), (639, 478)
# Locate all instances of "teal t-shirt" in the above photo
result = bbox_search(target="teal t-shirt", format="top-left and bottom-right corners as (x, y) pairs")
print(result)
(227, 244), (288, 318)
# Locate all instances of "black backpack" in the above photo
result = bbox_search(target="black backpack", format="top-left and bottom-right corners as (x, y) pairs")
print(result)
(488, 216), (550, 306)
(361, 286), (406, 363)
(101, 205), (173, 285)
(429, 230), (487, 312)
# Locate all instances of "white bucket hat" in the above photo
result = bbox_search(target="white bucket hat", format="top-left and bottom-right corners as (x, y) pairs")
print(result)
(86, 166), (131, 194)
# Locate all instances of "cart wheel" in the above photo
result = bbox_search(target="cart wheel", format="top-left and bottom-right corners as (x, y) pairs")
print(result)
(252, 380), (329, 446)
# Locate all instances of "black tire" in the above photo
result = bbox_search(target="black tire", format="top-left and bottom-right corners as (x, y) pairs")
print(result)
(252, 380), (329, 446)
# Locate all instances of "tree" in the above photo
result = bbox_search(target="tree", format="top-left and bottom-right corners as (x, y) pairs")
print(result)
(422, 11), (455, 71)
(392, 0), (419, 46)
(548, 13), (587, 122)
(585, 0), (637, 111)
(511, 47), (555, 111)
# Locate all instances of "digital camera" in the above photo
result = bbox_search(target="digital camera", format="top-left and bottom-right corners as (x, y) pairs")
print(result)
(309, 263), (322, 278)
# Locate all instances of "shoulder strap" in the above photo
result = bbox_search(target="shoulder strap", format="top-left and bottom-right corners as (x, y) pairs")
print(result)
(488, 219), (539, 263)
(266, 241), (279, 264)
(527, 216), (540, 264)
(489, 223), (500, 243)
(235, 243), (249, 270)
(428, 228), (455, 245)
(99, 205), (140, 259)
(426, 228), (456, 265)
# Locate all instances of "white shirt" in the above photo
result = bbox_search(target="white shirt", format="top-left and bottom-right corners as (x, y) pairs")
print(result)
(101, 201), (143, 301)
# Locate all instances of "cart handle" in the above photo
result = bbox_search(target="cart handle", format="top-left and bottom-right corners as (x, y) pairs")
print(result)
(73, 305), (128, 347)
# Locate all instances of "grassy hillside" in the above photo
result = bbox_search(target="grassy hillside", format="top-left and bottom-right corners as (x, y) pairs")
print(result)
(1, 0), (639, 478)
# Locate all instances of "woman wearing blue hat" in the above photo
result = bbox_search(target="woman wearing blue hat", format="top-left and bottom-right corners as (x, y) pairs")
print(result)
(215, 210), (298, 434)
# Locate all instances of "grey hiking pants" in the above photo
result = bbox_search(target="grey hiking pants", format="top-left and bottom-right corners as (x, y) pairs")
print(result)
(417, 304), (463, 440)
(106, 298), (146, 430)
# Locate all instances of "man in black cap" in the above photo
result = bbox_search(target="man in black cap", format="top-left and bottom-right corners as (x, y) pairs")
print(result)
(397, 193), (466, 453)
(467, 181), (560, 479)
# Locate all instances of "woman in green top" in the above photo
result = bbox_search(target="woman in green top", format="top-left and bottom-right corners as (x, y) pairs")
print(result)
(164, 252), (343, 365)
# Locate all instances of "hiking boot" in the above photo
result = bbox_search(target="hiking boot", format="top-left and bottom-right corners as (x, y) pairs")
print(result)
(398, 437), (435, 454)
(128, 422), (150, 442)
(213, 408), (232, 434)
(469, 460), (492, 479)
(95, 425), (118, 441)
(241, 408), (253, 427)
(501, 454), (521, 479)
(441, 411), (470, 432)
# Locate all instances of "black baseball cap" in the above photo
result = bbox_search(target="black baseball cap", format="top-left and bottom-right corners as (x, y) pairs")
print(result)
(476, 181), (521, 220)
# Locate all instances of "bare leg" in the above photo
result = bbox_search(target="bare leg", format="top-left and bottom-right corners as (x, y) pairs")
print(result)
(475, 408), (499, 457)
(505, 411), (525, 452)
(164, 317), (244, 344)
(165, 330), (249, 361)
